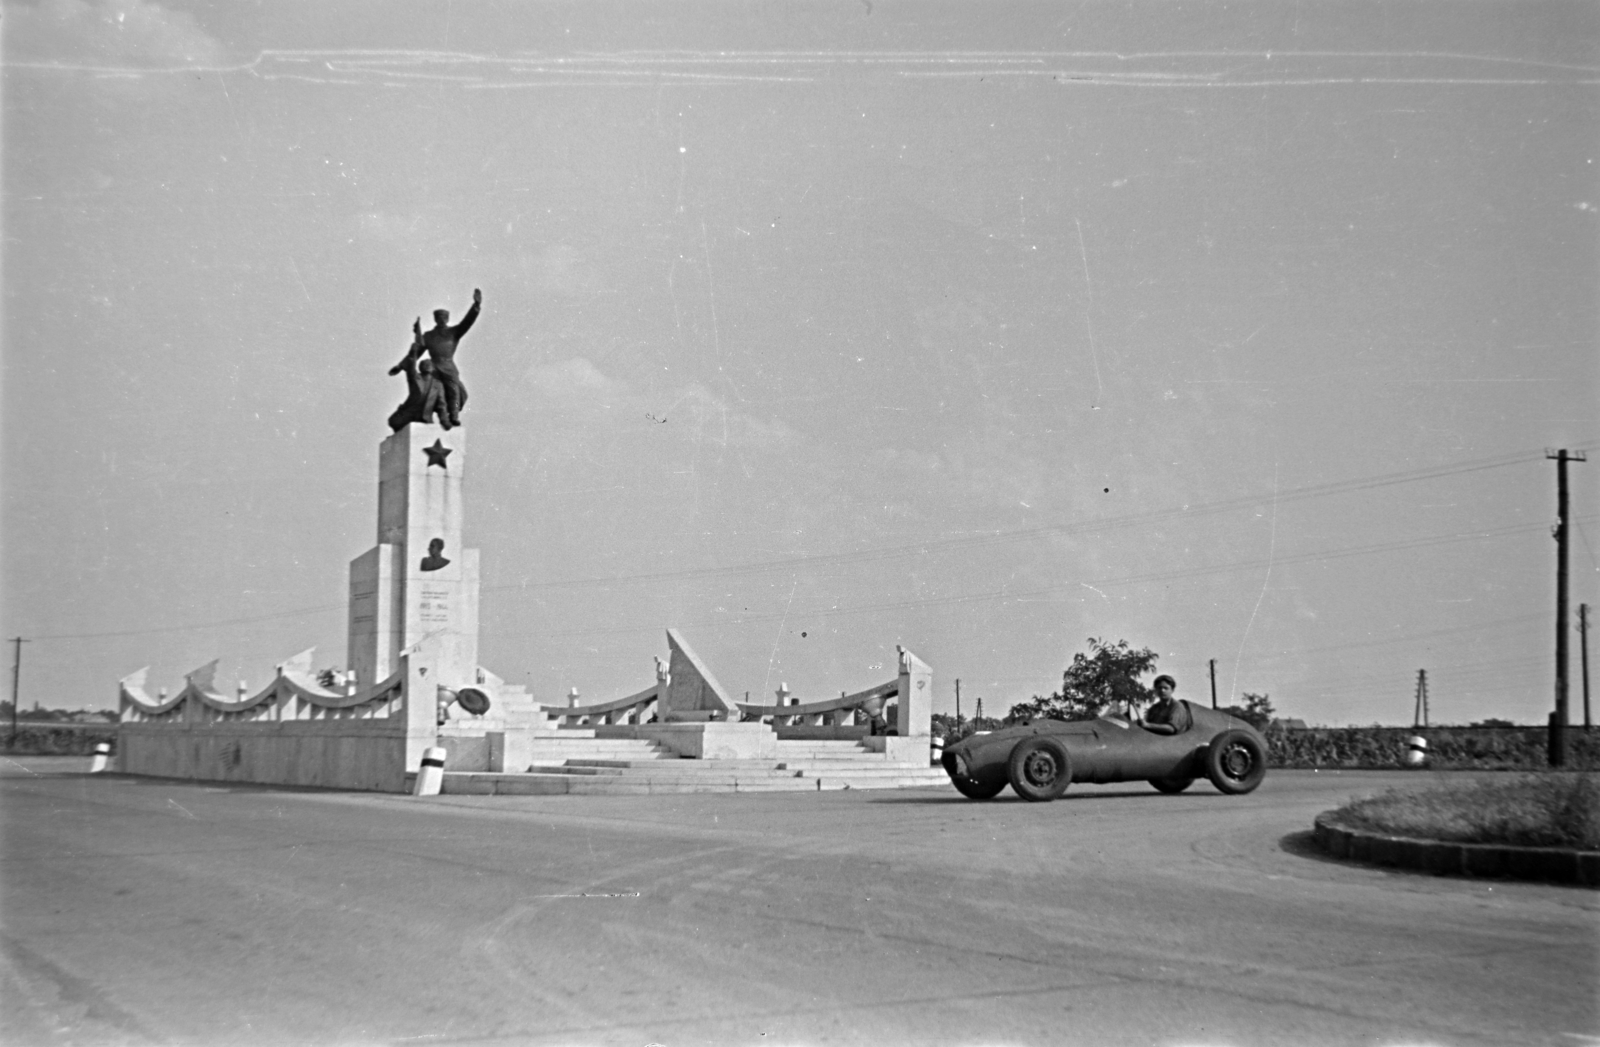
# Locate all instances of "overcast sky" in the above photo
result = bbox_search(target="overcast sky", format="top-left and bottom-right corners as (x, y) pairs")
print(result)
(4, 0), (1597, 726)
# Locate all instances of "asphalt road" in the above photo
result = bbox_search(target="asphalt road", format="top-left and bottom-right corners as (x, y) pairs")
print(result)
(2, 757), (1595, 1047)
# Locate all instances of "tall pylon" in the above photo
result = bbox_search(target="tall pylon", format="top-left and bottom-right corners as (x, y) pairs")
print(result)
(1547, 448), (1587, 766)
(1412, 669), (1429, 729)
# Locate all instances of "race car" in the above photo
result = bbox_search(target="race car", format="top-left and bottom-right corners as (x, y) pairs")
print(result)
(940, 702), (1267, 801)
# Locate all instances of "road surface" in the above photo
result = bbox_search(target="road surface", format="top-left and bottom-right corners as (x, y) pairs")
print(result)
(2, 757), (1594, 1046)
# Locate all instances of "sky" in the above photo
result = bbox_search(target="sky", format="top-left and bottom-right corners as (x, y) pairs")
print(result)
(3, 0), (1597, 727)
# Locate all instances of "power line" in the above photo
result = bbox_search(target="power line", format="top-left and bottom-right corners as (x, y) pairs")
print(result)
(19, 448), (1577, 645)
(482, 446), (1549, 596)
(484, 518), (1576, 642)
(1247, 613), (1546, 657)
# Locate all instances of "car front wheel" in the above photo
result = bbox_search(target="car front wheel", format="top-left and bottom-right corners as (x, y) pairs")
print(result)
(1007, 737), (1073, 802)
(1205, 730), (1266, 795)
(950, 774), (1006, 800)
(1150, 775), (1194, 794)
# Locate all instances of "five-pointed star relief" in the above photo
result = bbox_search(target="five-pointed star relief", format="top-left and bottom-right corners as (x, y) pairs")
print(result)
(423, 439), (452, 469)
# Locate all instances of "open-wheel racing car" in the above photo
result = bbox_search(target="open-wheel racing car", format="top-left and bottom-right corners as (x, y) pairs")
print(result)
(940, 702), (1267, 801)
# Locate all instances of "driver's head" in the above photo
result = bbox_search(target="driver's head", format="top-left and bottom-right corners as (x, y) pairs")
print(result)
(1153, 675), (1176, 698)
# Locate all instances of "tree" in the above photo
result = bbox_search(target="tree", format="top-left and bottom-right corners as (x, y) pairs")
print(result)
(1010, 637), (1160, 722)
(1224, 692), (1276, 730)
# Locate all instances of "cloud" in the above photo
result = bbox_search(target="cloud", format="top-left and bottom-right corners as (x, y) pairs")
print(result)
(358, 212), (453, 246)
(8, 0), (227, 68)
(534, 244), (606, 298)
(523, 358), (802, 453)
(525, 358), (623, 399)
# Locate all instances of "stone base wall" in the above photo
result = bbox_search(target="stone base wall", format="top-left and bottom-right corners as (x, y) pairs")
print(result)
(772, 725), (871, 741)
(118, 723), (407, 792)
(636, 722), (778, 759)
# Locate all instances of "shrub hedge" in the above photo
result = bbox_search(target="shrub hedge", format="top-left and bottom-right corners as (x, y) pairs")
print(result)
(1267, 725), (1600, 771)
(1, 723), (118, 756)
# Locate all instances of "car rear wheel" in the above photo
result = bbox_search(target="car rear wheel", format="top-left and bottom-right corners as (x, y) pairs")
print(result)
(1150, 775), (1194, 794)
(950, 775), (1006, 800)
(1007, 737), (1072, 802)
(1205, 730), (1266, 795)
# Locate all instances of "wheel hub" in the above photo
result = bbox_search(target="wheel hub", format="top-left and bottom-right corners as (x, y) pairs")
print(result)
(1024, 752), (1059, 785)
(1222, 745), (1253, 777)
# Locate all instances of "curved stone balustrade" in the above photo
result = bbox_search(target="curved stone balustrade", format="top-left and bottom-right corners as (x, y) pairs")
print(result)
(120, 648), (403, 725)
(736, 679), (897, 727)
(541, 680), (664, 727)
(732, 681), (896, 730)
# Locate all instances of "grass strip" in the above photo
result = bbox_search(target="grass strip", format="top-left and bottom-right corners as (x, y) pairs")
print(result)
(1333, 773), (1599, 850)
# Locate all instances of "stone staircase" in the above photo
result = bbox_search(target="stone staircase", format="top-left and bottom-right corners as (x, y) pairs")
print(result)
(437, 736), (950, 796)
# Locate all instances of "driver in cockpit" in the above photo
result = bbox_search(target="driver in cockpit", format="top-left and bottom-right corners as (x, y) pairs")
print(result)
(1141, 674), (1192, 734)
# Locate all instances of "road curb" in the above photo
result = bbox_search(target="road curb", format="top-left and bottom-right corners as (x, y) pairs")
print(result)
(1313, 812), (1600, 887)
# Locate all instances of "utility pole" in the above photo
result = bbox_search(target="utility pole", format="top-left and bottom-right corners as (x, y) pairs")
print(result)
(9, 638), (27, 749)
(1547, 449), (1586, 766)
(1412, 669), (1429, 728)
(1581, 603), (1592, 730)
(954, 678), (961, 723)
(1209, 659), (1218, 710)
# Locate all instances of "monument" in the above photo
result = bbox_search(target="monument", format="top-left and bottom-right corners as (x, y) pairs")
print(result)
(354, 288), (490, 695)
(116, 285), (937, 792)
(346, 422), (479, 696)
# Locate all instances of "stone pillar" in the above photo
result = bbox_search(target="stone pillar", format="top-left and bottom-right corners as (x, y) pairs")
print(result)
(348, 424), (480, 692)
(401, 634), (445, 774)
(895, 645), (932, 739)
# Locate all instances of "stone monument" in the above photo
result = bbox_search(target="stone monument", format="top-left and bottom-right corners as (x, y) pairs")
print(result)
(347, 423), (481, 694)
(352, 291), (488, 695)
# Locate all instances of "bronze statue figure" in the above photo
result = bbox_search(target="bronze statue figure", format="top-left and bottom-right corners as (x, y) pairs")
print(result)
(389, 288), (481, 428)
(387, 321), (452, 432)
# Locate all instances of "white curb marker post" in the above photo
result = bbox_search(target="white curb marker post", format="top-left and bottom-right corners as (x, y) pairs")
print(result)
(930, 735), (944, 767)
(89, 742), (111, 773)
(414, 746), (446, 796)
(1404, 735), (1428, 768)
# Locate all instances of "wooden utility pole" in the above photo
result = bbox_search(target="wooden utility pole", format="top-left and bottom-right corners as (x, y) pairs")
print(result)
(9, 638), (27, 748)
(954, 678), (961, 723)
(1209, 659), (1218, 710)
(1547, 449), (1586, 766)
(1412, 669), (1429, 728)
(1581, 603), (1592, 730)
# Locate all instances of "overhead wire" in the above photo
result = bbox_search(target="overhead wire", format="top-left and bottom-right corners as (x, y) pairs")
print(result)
(484, 516), (1580, 640)
(20, 446), (1573, 644)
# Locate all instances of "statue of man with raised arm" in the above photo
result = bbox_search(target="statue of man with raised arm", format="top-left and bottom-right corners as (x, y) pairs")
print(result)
(387, 319), (451, 432)
(389, 287), (481, 428)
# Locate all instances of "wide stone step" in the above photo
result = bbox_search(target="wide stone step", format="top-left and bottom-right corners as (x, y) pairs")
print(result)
(439, 772), (831, 796)
(538, 763), (802, 777)
(437, 771), (952, 796)
(773, 747), (873, 753)
(527, 740), (671, 749)
(793, 766), (946, 779)
(777, 756), (929, 768)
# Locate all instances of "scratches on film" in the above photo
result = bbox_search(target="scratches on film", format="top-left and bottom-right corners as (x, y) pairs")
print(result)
(13, 49), (1593, 88)
(1230, 460), (1280, 705)
(1074, 218), (1103, 404)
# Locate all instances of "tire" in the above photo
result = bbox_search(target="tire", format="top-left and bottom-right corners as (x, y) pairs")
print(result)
(1205, 730), (1267, 795)
(950, 774), (1006, 800)
(1150, 775), (1195, 794)
(1007, 737), (1073, 802)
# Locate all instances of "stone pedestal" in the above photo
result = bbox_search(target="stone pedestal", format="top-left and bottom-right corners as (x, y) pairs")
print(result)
(348, 424), (480, 692)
